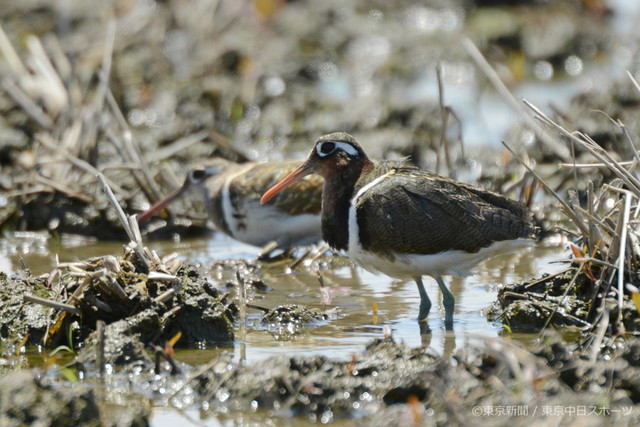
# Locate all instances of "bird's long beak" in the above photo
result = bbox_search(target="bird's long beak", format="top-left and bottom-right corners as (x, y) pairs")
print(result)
(260, 163), (311, 204)
(138, 182), (190, 223)
(138, 165), (222, 223)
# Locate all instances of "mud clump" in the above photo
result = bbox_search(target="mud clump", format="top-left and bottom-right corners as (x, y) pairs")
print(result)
(0, 270), (51, 344)
(0, 371), (99, 426)
(164, 293), (234, 347)
(491, 258), (640, 343)
(193, 338), (442, 420)
(260, 304), (328, 336)
(0, 250), (234, 358)
(0, 370), (149, 426)
(489, 266), (595, 331)
(262, 305), (326, 324)
(77, 309), (159, 367)
(531, 332), (640, 405)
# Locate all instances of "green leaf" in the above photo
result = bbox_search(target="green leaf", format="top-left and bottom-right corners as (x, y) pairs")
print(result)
(59, 367), (78, 382)
(50, 345), (74, 356)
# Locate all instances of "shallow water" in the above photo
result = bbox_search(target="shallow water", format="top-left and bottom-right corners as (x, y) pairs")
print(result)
(3, 230), (568, 363)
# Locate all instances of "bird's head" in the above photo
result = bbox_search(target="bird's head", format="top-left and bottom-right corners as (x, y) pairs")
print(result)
(138, 161), (226, 223)
(261, 132), (368, 204)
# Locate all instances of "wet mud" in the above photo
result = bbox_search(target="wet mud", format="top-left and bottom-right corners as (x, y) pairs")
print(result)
(3, 253), (640, 425)
(0, 251), (235, 353)
(0, 370), (149, 426)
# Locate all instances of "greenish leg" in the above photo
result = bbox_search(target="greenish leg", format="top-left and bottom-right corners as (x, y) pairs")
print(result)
(435, 275), (455, 330)
(415, 276), (432, 334)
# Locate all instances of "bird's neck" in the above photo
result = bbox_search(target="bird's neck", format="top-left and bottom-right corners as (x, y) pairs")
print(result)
(203, 165), (242, 236)
(321, 159), (375, 250)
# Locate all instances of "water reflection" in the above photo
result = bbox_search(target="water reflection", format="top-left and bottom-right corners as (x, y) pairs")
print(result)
(195, 235), (566, 361)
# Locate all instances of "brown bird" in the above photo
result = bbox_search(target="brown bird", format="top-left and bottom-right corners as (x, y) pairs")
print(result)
(261, 132), (538, 329)
(139, 158), (323, 249)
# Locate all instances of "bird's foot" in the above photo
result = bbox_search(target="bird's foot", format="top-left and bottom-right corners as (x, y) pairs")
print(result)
(418, 318), (431, 336)
(443, 318), (453, 331)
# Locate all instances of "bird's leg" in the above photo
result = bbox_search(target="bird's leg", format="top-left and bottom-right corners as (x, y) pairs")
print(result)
(435, 275), (455, 330)
(415, 276), (432, 334)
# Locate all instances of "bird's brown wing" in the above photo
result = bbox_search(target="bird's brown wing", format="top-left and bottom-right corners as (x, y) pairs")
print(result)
(354, 169), (536, 257)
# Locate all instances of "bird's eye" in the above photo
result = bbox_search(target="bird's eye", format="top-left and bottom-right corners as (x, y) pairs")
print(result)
(190, 169), (207, 182)
(318, 141), (336, 156)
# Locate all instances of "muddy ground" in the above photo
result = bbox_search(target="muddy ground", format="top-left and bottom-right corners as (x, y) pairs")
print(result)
(3, 257), (640, 426)
(2, 0), (640, 425)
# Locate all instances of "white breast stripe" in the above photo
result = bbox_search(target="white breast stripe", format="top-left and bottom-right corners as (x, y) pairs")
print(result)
(347, 172), (394, 256)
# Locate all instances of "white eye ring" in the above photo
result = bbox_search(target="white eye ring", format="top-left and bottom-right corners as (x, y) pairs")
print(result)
(316, 141), (359, 157)
(317, 141), (336, 156)
(189, 169), (207, 183)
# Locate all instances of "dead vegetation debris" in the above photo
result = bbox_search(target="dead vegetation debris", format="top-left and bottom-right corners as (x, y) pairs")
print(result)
(0, 244), (235, 353)
(488, 89), (640, 352)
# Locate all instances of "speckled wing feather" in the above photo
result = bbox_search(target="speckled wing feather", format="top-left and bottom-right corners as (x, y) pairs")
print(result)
(355, 168), (536, 257)
(233, 161), (322, 216)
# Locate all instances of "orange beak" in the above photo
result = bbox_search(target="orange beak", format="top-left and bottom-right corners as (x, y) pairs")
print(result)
(260, 163), (311, 205)
(138, 183), (190, 223)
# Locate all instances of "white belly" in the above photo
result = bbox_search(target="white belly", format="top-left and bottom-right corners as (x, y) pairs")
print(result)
(226, 201), (322, 248)
(348, 238), (533, 279)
